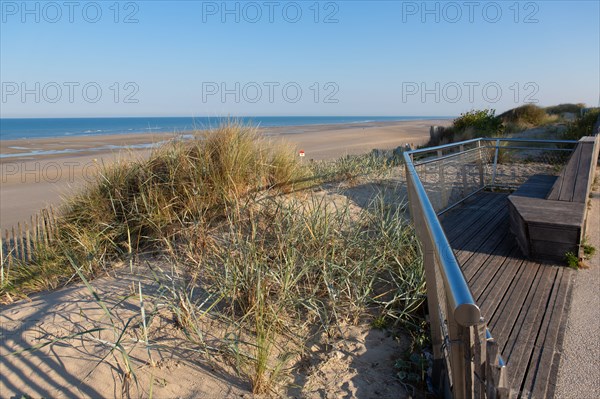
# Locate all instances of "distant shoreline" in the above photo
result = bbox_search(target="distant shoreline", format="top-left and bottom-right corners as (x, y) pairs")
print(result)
(0, 118), (452, 231)
(0, 116), (452, 142)
(0, 119), (452, 161)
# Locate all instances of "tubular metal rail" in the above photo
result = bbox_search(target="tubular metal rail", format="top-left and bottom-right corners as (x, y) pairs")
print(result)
(403, 138), (578, 398)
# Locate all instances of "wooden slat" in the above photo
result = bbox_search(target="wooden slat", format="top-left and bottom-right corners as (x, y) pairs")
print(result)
(572, 142), (595, 203)
(445, 194), (507, 244)
(25, 223), (31, 262)
(545, 271), (574, 399)
(5, 229), (12, 268)
(488, 262), (543, 343)
(525, 267), (573, 398)
(12, 226), (19, 263)
(441, 192), (502, 236)
(458, 219), (510, 276)
(500, 266), (555, 370)
(508, 196), (585, 228)
(547, 144), (582, 201)
(511, 174), (557, 199)
(450, 205), (508, 255)
(472, 246), (523, 306)
(462, 230), (514, 283)
(473, 324), (487, 399)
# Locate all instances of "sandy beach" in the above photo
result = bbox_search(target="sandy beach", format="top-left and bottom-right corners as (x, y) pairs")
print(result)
(0, 119), (449, 232)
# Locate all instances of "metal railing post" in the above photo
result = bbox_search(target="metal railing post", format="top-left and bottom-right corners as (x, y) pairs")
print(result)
(460, 144), (468, 196)
(491, 139), (500, 186)
(477, 141), (485, 188)
(437, 149), (447, 209)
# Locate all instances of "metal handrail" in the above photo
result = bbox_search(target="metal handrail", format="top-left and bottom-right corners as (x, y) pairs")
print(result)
(410, 137), (579, 165)
(403, 150), (481, 327)
(404, 136), (580, 396)
(404, 138), (578, 321)
(410, 137), (578, 156)
(479, 137), (579, 144)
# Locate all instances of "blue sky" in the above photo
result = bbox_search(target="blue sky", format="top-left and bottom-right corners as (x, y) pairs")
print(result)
(1, 0), (598, 117)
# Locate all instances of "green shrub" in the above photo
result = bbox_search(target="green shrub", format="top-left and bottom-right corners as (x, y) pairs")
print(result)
(565, 251), (579, 269)
(453, 109), (504, 135)
(427, 109), (504, 146)
(562, 108), (600, 141)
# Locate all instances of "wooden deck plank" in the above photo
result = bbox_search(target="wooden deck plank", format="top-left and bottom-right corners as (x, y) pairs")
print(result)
(440, 191), (575, 399)
(525, 268), (572, 399)
(462, 229), (514, 283)
(487, 260), (543, 339)
(472, 245), (523, 306)
(499, 266), (557, 390)
(449, 203), (508, 256)
(459, 222), (511, 280)
(442, 193), (506, 242)
(544, 271), (574, 399)
(441, 192), (504, 231)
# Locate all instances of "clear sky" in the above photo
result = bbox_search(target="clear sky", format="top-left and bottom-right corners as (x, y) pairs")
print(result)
(1, 0), (598, 117)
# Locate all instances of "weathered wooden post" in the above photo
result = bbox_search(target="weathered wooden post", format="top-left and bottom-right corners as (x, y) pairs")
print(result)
(486, 338), (509, 399)
(472, 323), (487, 398)
(25, 223), (32, 262)
(5, 229), (12, 270)
(0, 234), (4, 286)
(446, 295), (469, 399)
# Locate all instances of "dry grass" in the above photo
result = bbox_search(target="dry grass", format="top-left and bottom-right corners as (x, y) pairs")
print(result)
(0, 121), (426, 395)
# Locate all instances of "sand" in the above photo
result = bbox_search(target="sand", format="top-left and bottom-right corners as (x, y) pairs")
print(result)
(0, 119), (449, 232)
(0, 263), (411, 398)
(0, 176), (414, 398)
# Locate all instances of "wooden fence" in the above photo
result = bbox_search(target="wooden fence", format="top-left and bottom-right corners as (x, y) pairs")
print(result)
(0, 206), (59, 284)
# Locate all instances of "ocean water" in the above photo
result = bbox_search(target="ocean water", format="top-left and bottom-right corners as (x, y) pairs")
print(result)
(0, 116), (446, 141)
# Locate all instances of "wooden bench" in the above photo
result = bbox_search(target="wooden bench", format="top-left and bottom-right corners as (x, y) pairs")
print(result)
(508, 136), (599, 261)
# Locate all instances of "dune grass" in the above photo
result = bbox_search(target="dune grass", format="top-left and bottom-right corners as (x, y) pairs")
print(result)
(0, 122), (426, 395)
(1, 123), (305, 296)
(144, 191), (424, 394)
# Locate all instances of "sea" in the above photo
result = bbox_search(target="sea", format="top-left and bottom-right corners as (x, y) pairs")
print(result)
(0, 116), (446, 141)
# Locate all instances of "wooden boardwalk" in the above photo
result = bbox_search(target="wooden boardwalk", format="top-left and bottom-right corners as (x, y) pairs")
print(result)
(440, 191), (574, 399)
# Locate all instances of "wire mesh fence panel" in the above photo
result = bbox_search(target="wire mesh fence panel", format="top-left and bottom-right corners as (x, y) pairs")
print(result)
(415, 147), (493, 213)
(489, 146), (573, 189)
(432, 251), (453, 382)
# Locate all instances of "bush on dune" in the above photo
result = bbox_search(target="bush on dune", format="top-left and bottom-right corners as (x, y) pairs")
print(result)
(428, 109), (504, 146)
(561, 107), (600, 141)
(427, 103), (592, 147)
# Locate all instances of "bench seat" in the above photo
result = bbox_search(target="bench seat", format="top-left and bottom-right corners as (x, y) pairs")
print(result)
(508, 136), (599, 262)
